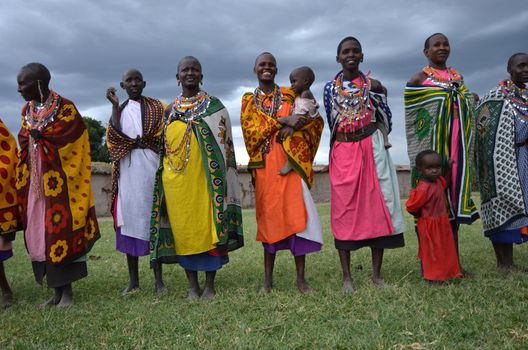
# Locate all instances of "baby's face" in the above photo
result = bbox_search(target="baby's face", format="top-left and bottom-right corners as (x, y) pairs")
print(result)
(289, 71), (309, 94)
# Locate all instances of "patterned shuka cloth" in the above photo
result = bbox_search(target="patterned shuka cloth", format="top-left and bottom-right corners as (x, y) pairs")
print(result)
(150, 94), (243, 266)
(240, 86), (324, 188)
(405, 81), (479, 224)
(0, 118), (21, 255)
(476, 81), (528, 235)
(17, 92), (99, 265)
(106, 96), (165, 208)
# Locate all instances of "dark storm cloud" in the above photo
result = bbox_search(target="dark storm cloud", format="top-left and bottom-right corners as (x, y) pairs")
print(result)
(1, 0), (526, 164)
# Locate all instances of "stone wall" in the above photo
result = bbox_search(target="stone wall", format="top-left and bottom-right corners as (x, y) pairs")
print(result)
(91, 162), (411, 216)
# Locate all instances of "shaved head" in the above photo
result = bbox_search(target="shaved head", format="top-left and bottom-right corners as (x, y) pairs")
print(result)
(19, 62), (51, 86)
(122, 68), (143, 82)
(177, 56), (202, 73)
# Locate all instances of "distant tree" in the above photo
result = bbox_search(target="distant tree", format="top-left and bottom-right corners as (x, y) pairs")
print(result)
(83, 116), (110, 163)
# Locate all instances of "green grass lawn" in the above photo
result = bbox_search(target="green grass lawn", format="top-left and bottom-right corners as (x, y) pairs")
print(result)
(1, 203), (528, 349)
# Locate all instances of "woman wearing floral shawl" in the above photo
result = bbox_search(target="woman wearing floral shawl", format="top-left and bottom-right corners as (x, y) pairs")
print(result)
(16, 63), (99, 307)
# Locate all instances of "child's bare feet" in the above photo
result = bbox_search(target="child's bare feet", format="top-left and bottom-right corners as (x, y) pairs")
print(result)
(460, 267), (474, 278)
(279, 162), (292, 176)
(1, 293), (14, 308)
(296, 279), (313, 294)
(384, 142), (392, 149)
(342, 278), (355, 294)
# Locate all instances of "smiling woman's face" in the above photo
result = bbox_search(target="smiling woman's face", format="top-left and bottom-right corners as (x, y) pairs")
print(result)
(254, 53), (277, 83)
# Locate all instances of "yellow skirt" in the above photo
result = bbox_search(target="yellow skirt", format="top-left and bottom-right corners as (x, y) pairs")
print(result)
(162, 121), (218, 255)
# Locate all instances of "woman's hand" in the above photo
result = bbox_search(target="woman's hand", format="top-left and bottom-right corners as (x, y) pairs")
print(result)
(106, 87), (119, 107)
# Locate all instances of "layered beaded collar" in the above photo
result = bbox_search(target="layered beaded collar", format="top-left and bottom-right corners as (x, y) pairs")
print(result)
(423, 66), (462, 89)
(24, 90), (61, 130)
(164, 90), (210, 173)
(170, 90), (210, 121)
(500, 79), (528, 116)
(331, 70), (371, 122)
(254, 85), (282, 118)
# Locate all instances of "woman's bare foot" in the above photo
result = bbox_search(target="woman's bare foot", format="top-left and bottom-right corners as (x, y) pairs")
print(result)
(201, 286), (216, 300)
(297, 279), (313, 294)
(372, 277), (387, 289)
(41, 293), (61, 308)
(122, 283), (140, 296)
(342, 278), (355, 294)
(57, 294), (74, 308)
(186, 288), (200, 300)
(155, 281), (167, 294)
(260, 280), (273, 294)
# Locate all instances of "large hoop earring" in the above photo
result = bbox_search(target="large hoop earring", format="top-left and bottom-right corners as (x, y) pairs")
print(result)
(37, 80), (44, 103)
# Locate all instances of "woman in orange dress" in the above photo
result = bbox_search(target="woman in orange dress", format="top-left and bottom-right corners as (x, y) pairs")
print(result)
(240, 52), (324, 293)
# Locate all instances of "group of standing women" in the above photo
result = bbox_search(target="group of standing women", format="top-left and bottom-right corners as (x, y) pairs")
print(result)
(1, 33), (527, 307)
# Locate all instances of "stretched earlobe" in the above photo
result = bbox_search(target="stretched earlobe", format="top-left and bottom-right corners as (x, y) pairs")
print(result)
(37, 80), (44, 103)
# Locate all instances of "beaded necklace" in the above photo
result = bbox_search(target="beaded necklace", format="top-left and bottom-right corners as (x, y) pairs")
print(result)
(254, 85), (282, 118)
(423, 66), (462, 89)
(23, 90), (61, 198)
(332, 71), (370, 123)
(500, 79), (528, 117)
(24, 90), (61, 141)
(164, 90), (210, 173)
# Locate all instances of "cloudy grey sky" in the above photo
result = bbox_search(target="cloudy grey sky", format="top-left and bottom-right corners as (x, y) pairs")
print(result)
(1, 0), (526, 165)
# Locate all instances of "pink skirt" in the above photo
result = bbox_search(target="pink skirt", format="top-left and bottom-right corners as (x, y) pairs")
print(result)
(330, 137), (394, 241)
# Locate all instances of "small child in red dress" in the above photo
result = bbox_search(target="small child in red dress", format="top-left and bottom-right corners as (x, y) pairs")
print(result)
(406, 150), (462, 282)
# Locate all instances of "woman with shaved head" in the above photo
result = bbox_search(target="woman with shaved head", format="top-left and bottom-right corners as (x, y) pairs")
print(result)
(16, 62), (100, 307)
(476, 52), (528, 271)
(240, 52), (324, 293)
(149, 56), (243, 300)
(106, 68), (166, 295)
(405, 33), (479, 276)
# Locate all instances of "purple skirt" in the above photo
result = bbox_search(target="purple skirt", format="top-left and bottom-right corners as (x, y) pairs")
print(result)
(116, 227), (150, 257)
(263, 235), (321, 256)
(0, 249), (13, 262)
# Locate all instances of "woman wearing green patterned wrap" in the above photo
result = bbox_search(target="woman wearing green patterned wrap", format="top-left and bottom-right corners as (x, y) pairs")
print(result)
(476, 53), (528, 271)
(149, 56), (244, 300)
(405, 33), (479, 276)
